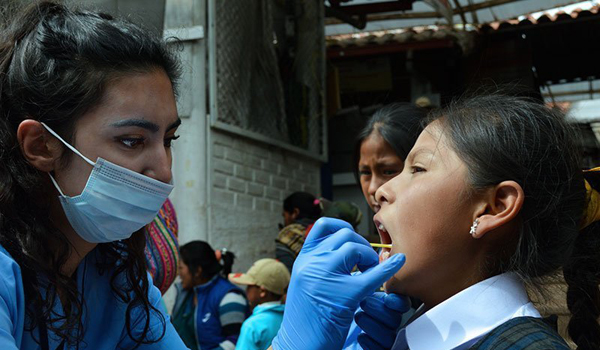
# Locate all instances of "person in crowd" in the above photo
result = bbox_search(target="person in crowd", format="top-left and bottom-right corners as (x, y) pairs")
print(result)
(0, 1), (189, 348)
(172, 241), (248, 350)
(229, 258), (290, 350)
(355, 103), (427, 215)
(269, 93), (600, 350)
(275, 191), (322, 271)
(145, 198), (180, 295)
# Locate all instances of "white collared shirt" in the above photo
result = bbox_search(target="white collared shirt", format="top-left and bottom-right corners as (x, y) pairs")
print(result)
(391, 272), (541, 350)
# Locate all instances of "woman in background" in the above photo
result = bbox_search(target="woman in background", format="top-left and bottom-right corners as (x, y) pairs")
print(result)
(173, 241), (248, 350)
(355, 103), (426, 215)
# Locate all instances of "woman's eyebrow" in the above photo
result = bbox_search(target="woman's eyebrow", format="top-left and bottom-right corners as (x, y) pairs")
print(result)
(110, 118), (159, 132)
(167, 118), (182, 132)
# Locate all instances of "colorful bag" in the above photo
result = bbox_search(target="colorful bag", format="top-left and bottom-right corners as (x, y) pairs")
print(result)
(144, 198), (179, 294)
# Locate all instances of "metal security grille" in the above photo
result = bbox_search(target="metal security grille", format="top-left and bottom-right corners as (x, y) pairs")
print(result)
(209, 0), (325, 158)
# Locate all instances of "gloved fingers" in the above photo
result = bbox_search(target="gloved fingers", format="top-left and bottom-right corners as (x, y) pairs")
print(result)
(354, 311), (397, 348)
(357, 253), (406, 294)
(357, 332), (387, 350)
(304, 217), (353, 247)
(359, 293), (408, 329)
(337, 241), (380, 273)
(360, 292), (411, 314)
(383, 293), (411, 313)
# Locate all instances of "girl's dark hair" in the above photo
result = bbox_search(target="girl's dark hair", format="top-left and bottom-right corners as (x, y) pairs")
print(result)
(430, 93), (597, 349)
(283, 191), (321, 221)
(179, 241), (235, 280)
(0, 0), (180, 346)
(354, 103), (427, 180)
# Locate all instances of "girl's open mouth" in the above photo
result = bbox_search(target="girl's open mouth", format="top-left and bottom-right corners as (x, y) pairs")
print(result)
(374, 218), (392, 263)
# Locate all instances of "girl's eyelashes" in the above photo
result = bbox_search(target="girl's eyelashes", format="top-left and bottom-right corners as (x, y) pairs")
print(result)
(164, 134), (180, 147)
(410, 165), (426, 174)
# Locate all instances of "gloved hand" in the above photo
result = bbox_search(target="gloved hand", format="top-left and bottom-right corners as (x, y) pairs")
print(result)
(356, 292), (411, 350)
(272, 217), (406, 350)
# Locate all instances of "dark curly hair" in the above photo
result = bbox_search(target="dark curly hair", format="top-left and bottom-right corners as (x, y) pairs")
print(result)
(0, 0), (180, 346)
(430, 93), (598, 349)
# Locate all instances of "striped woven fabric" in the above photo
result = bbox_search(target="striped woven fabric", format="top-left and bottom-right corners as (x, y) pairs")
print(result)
(144, 198), (180, 295)
(470, 317), (570, 350)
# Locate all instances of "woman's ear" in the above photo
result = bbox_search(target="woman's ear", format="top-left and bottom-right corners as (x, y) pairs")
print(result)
(259, 286), (268, 299)
(194, 266), (203, 280)
(291, 208), (300, 220)
(472, 181), (524, 239)
(17, 120), (62, 172)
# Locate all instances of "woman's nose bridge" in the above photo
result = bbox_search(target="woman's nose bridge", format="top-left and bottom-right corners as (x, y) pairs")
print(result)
(368, 174), (382, 194)
(145, 144), (172, 183)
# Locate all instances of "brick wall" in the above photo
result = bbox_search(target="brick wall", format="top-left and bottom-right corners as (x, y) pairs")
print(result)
(209, 130), (321, 271)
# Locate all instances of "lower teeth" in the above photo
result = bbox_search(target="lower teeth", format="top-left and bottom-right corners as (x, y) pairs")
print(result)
(381, 251), (390, 261)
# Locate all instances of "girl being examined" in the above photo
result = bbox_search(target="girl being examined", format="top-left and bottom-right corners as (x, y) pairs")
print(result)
(269, 94), (600, 350)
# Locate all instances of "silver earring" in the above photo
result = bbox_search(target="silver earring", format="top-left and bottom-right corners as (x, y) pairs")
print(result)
(469, 218), (479, 236)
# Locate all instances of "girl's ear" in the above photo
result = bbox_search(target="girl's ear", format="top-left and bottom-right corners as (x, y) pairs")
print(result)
(472, 181), (524, 239)
(17, 119), (63, 172)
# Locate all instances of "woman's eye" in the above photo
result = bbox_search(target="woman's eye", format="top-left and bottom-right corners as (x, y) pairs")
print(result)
(410, 166), (426, 174)
(120, 137), (145, 148)
(383, 169), (399, 176)
(164, 135), (180, 147)
(359, 170), (371, 176)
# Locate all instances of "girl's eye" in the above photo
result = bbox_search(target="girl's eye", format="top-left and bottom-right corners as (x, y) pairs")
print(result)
(120, 137), (145, 148)
(411, 166), (426, 174)
(359, 170), (371, 176)
(164, 135), (180, 148)
(383, 169), (399, 176)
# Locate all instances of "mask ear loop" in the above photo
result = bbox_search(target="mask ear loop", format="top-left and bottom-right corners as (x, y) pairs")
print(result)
(40, 122), (95, 166)
(40, 122), (96, 197)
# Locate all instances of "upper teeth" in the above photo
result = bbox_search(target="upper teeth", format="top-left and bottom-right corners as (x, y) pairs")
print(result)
(378, 223), (385, 231)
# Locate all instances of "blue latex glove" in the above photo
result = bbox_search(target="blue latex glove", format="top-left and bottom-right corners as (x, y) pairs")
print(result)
(356, 292), (411, 350)
(272, 218), (406, 350)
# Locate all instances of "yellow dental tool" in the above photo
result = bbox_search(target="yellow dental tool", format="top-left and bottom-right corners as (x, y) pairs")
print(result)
(370, 243), (392, 248)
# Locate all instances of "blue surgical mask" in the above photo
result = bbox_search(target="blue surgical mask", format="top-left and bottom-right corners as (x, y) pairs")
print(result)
(41, 122), (174, 243)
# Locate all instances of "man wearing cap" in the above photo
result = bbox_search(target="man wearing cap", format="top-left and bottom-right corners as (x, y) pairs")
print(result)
(229, 259), (290, 350)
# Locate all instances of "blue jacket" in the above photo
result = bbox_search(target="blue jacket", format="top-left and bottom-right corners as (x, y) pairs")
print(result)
(0, 245), (188, 350)
(235, 302), (285, 350)
(172, 276), (246, 350)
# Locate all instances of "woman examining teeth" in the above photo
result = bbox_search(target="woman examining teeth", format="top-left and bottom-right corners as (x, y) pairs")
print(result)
(0, 2), (189, 349)
(269, 93), (600, 350)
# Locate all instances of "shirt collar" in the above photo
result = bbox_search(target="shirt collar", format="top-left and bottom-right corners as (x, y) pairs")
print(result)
(398, 272), (541, 350)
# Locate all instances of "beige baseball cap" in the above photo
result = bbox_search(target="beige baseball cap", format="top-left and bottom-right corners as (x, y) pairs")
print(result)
(228, 258), (291, 295)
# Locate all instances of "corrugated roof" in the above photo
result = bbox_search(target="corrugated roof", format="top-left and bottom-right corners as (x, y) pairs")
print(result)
(326, 4), (600, 56)
(480, 4), (600, 32)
